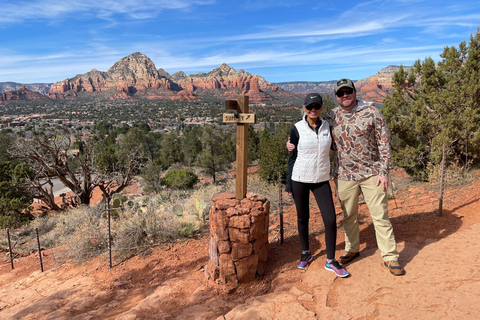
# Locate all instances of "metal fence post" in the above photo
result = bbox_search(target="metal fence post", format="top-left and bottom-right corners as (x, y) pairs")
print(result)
(6, 228), (14, 269)
(278, 172), (284, 244)
(35, 228), (44, 272)
(107, 199), (113, 270)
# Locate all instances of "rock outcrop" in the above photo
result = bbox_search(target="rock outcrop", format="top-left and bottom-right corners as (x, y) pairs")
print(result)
(0, 85), (51, 102)
(47, 53), (283, 103)
(355, 65), (411, 88)
(48, 52), (175, 100)
(355, 65), (413, 103)
(357, 79), (390, 102)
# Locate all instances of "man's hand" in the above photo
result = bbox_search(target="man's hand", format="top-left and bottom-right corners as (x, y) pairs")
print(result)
(286, 137), (295, 152)
(376, 176), (389, 192)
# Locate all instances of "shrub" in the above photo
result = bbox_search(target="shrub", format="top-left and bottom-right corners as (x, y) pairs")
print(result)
(160, 169), (198, 189)
(175, 214), (202, 238)
(178, 222), (197, 238)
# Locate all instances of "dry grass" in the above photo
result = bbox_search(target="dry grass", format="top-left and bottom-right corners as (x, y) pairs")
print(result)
(1, 171), (280, 264)
(428, 161), (474, 187)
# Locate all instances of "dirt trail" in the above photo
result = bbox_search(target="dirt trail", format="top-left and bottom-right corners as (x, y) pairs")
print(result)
(1, 170), (480, 319)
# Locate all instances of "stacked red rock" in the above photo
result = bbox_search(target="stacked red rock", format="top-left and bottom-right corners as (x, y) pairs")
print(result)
(206, 192), (270, 286)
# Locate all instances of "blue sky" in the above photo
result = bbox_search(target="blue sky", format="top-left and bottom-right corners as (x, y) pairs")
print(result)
(1, 0), (479, 84)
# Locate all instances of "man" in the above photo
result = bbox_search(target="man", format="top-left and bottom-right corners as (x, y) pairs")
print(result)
(287, 79), (405, 276)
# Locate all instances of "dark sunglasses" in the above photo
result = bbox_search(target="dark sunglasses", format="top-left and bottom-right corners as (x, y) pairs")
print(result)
(336, 88), (354, 97)
(305, 103), (322, 111)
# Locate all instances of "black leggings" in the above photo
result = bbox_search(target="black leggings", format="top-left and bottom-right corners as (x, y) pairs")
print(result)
(292, 180), (337, 259)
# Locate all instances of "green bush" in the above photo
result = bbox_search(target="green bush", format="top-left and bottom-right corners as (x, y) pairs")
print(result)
(178, 222), (197, 238)
(160, 169), (198, 189)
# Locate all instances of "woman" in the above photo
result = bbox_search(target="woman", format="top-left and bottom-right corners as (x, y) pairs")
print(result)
(285, 93), (349, 277)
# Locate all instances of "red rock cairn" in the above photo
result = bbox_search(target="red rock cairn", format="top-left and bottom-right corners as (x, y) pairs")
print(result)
(206, 192), (270, 287)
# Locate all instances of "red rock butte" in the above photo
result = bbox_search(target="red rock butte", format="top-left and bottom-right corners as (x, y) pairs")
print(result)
(46, 52), (287, 103)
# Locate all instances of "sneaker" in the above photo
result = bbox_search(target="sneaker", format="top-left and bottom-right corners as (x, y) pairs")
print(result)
(339, 251), (360, 264)
(325, 259), (350, 277)
(297, 253), (313, 270)
(384, 260), (406, 276)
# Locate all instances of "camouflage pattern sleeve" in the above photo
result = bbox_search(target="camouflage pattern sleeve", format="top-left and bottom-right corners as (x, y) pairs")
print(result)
(375, 108), (391, 177)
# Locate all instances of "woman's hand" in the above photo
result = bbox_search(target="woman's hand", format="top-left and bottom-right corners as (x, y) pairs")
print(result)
(286, 137), (295, 152)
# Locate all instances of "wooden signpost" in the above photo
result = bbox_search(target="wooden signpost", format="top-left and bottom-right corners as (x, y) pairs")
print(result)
(223, 95), (256, 200)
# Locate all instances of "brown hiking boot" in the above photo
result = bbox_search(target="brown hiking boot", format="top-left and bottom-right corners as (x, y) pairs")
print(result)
(339, 252), (359, 264)
(384, 260), (406, 276)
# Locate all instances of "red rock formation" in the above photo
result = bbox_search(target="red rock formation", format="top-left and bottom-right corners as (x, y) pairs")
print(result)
(48, 53), (174, 99)
(171, 90), (196, 101)
(357, 79), (390, 104)
(45, 53), (284, 103)
(354, 65), (412, 104)
(175, 64), (282, 103)
(1, 85), (51, 103)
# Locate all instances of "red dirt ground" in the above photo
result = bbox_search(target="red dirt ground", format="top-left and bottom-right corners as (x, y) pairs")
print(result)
(1, 168), (480, 319)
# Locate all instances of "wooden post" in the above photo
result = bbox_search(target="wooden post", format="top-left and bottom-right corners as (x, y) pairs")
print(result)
(236, 96), (249, 200)
(223, 95), (256, 200)
(439, 143), (446, 217)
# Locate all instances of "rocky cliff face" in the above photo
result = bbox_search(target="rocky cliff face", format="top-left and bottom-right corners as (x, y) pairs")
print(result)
(170, 63), (281, 102)
(47, 53), (283, 103)
(355, 65), (411, 88)
(0, 84), (52, 102)
(354, 66), (412, 103)
(48, 52), (176, 100)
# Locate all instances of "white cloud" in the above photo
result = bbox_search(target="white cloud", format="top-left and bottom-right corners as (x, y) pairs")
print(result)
(0, 0), (215, 24)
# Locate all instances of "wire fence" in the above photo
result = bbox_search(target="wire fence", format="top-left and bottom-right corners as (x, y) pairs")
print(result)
(1, 166), (461, 273)
(2, 176), (292, 273)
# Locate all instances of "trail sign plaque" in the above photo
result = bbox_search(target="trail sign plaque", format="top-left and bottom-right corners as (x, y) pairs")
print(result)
(222, 113), (257, 124)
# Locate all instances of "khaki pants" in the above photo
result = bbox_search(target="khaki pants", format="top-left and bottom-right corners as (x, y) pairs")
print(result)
(336, 176), (399, 262)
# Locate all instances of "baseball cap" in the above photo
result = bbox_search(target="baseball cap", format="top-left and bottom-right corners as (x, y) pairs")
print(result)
(334, 78), (355, 94)
(304, 93), (323, 107)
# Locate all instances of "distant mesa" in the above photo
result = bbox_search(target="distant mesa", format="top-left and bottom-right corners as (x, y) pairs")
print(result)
(274, 65), (412, 104)
(0, 82), (52, 96)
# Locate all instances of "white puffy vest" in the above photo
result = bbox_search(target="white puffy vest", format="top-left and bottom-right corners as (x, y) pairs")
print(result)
(291, 118), (331, 183)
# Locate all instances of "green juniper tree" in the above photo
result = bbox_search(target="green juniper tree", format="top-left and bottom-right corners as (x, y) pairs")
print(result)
(180, 126), (203, 166)
(197, 125), (233, 183)
(383, 28), (480, 180)
(160, 131), (184, 169)
(258, 122), (292, 182)
(0, 162), (34, 228)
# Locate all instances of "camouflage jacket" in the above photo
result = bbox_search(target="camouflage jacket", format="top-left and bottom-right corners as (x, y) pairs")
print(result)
(324, 101), (391, 180)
